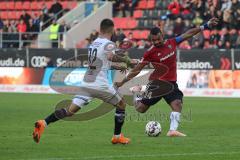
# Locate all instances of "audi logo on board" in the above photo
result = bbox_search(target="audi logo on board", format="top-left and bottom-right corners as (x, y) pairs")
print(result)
(31, 56), (47, 67)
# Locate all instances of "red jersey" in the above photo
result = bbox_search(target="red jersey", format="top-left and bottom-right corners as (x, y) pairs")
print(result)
(142, 38), (178, 81)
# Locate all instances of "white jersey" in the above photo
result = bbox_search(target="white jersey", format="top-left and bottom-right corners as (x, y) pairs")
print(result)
(82, 37), (116, 89)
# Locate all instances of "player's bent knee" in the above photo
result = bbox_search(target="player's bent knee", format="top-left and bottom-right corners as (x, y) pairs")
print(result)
(116, 99), (126, 110)
(136, 108), (146, 113)
(171, 99), (182, 112)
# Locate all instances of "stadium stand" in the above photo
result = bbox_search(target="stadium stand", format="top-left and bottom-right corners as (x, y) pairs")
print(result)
(109, 0), (240, 49)
(0, 0), (240, 49)
(0, 0), (77, 48)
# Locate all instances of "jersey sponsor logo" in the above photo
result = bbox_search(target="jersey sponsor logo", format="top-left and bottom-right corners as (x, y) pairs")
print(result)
(160, 51), (175, 62)
(104, 42), (116, 52)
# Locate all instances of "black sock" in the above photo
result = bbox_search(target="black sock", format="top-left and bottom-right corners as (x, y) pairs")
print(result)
(45, 108), (67, 125)
(114, 108), (125, 135)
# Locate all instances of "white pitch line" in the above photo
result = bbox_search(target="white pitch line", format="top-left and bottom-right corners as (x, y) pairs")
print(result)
(20, 151), (240, 160)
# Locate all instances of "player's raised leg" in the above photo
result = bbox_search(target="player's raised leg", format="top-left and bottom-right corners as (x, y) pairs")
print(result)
(33, 96), (89, 143)
(111, 99), (130, 144)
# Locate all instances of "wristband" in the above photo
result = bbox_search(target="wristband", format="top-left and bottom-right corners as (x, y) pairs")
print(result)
(200, 23), (210, 31)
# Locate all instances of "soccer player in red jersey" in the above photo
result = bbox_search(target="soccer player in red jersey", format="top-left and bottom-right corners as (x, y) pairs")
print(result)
(115, 18), (219, 137)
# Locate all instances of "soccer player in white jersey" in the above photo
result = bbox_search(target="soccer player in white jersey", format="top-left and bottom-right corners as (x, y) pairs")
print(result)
(33, 19), (132, 144)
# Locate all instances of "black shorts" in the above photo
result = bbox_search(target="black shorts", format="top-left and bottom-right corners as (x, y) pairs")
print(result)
(140, 80), (183, 106)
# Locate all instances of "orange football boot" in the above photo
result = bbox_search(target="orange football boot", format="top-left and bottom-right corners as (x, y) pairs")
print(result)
(111, 133), (130, 144)
(32, 120), (46, 143)
(167, 130), (186, 137)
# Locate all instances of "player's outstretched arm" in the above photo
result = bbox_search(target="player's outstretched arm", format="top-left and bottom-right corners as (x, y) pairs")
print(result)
(176, 18), (219, 43)
(107, 52), (138, 68)
(111, 63), (128, 74)
(115, 62), (147, 88)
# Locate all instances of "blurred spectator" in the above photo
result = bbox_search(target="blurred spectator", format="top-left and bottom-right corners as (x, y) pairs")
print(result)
(111, 28), (126, 44)
(192, 0), (205, 16)
(137, 40), (149, 49)
(193, 12), (203, 26)
(49, 0), (63, 19)
(59, 20), (70, 41)
(219, 27), (230, 44)
(209, 29), (220, 47)
(168, 0), (182, 16)
(221, 0), (232, 11)
(192, 31), (204, 48)
(28, 19), (39, 40)
(215, 10), (223, 30)
(236, 31), (240, 48)
(173, 17), (184, 36)
(89, 30), (99, 42)
(127, 32), (137, 47)
(17, 19), (27, 33)
(182, 20), (193, 32)
(229, 29), (238, 48)
(192, 40), (201, 49)
(32, 13), (40, 32)
(40, 11), (51, 31)
(203, 40), (212, 49)
(233, 8), (240, 30)
(0, 18), (3, 32)
(2, 20), (9, 32)
(179, 40), (191, 49)
(49, 19), (60, 48)
(42, 3), (49, 14)
(217, 40), (225, 49)
(118, 0), (138, 17)
(20, 11), (31, 29)
(223, 9), (233, 28)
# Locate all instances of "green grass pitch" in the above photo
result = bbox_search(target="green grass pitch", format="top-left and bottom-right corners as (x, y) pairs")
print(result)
(0, 93), (240, 160)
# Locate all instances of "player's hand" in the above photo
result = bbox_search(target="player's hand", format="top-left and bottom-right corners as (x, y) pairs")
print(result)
(120, 67), (127, 74)
(208, 18), (219, 28)
(114, 82), (124, 88)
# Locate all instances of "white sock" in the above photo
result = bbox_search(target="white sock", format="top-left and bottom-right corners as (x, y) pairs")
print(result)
(170, 112), (181, 131)
(114, 134), (120, 138)
(43, 120), (48, 127)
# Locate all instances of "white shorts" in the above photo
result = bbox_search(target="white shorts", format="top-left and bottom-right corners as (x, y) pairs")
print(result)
(72, 85), (122, 108)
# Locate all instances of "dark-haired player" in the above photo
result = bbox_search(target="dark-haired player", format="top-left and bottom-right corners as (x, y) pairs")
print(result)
(33, 19), (134, 144)
(115, 18), (219, 137)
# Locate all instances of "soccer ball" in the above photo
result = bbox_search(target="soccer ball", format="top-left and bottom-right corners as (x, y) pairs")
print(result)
(145, 121), (161, 137)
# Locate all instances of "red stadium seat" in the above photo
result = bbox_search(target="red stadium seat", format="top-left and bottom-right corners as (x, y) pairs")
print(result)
(7, 2), (15, 10)
(128, 19), (138, 29)
(15, 11), (22, 19)
(71, 1), (78, 9)
(203, 30), (211, 39)
(15, 1), (23, 10)
(136, 0), (148, 9)
(8, 12), (16, 19)
(23, 1), (31, 10)
(46, 2), (52, 9)
(1, 11), (8, 19)
(141, 30), (150, 39)
(62, 1), (68, 9)
(133, 10), (143, 18)
(31, 1), (38, 10)
(0, 2), (7, 10)
(147, 0), (155, 9)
